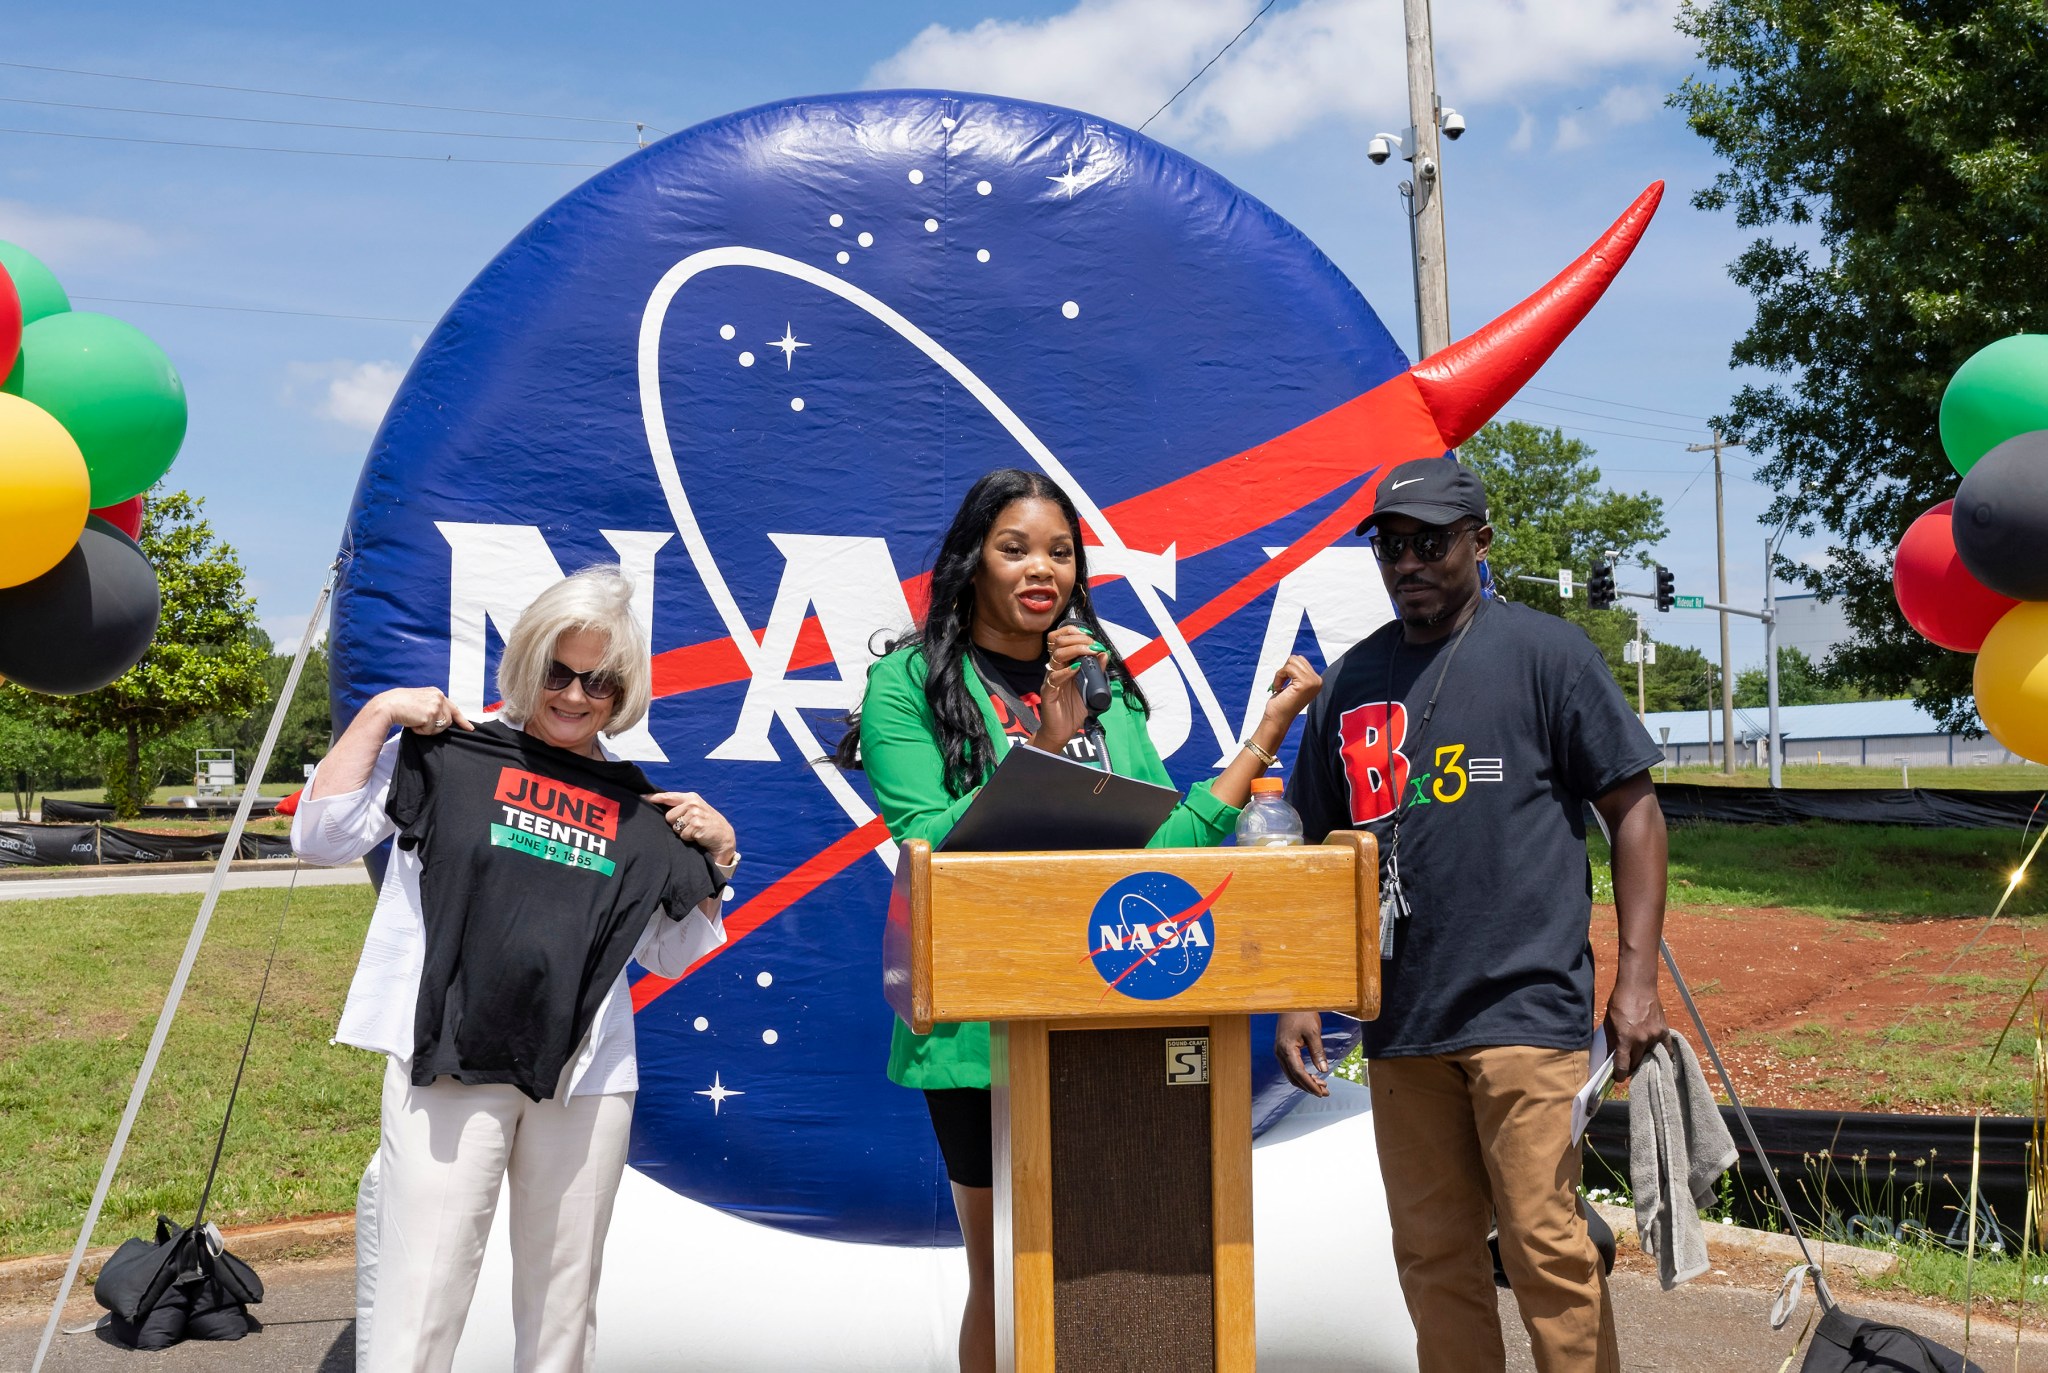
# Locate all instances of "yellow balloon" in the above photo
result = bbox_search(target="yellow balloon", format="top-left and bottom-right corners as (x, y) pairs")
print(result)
(0, 392), (90, 589)
(1975, 602), (2048, 764)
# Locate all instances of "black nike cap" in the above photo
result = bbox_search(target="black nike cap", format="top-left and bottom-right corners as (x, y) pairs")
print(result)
(1356, 457), (1489, 535)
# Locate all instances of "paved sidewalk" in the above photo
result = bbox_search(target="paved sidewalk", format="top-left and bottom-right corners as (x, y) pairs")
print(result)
(6, 1247), (2043, 1370)
(0, 1257), (354, 1373)
(1504, 1268), (2048, 1371)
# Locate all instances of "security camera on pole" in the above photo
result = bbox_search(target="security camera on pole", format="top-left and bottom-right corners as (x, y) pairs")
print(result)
(1367, 0), (1465, 357)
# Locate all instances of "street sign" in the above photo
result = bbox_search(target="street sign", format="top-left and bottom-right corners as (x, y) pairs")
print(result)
(1674, 594), (1705, 609)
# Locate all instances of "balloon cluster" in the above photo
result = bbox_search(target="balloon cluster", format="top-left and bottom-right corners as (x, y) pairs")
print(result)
(1892, 335), (2048, 764)
(0, 241), (173, 695)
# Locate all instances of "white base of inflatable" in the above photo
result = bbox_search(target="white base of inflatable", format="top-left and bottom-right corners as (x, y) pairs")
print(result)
(436, 1076), (1413, 1370)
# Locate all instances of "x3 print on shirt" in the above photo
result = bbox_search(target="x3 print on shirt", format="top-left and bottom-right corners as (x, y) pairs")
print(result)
(1335, 700), (1506, 825)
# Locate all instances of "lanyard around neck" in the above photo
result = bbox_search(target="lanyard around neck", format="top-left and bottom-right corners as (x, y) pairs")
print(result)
(1385, 598), (1485, 836)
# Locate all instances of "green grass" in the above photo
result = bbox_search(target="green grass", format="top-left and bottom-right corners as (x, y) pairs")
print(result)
(97, 814), (295, 838)
(1590, 823), (2048, 919)
(39, 782), (301, 805)
(1759, 1018), (2036, 1115)
(1867, 1242), (2040, 1311)
(0, 886), (380, 1259)
(1657, 763), (2046, 790)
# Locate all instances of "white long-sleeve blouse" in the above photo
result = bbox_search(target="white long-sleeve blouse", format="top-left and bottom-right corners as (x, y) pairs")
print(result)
(292, 730), (729, 1098)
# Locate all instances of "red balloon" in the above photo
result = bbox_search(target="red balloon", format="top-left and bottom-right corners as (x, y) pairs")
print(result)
(1893, 499), (2019, 652)
(90, 495), (143, 541)
(0, 261), (19, 382)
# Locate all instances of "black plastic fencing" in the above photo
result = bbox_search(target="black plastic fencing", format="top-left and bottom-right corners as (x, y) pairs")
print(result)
(40, 796), (280, 823)
(1653, 785), (2045, 830)
(0, 821), (293, 867)
(1586, 1100), (2030, 1250)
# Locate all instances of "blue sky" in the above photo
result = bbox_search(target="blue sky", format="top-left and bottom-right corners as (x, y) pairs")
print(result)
(4, 0), (1800, 670)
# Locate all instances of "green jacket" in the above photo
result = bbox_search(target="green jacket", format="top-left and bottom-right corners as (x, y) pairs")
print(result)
(859, 644), (1242, 1089)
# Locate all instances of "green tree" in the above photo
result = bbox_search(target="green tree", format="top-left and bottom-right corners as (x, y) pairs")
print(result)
(198, 628), (332, 780)
(1464, 420), (1703, 709)
(0, 692), (99, 817)
(1733, 645), (1879, 708)
(30, 490), (271, 817)
(1673, 0), (2048, 729)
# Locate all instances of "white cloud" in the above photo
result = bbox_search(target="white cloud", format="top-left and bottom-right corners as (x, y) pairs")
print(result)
(867, 0), (1689, 153)
(1598, 82), (1667, 127)
(0, 199), (156, 270)
(1507, 110), (1537, 153)
(286, 359), (408, 433)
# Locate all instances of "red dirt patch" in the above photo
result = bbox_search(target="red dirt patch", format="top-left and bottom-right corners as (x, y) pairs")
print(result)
(1591, 905), (2045, 1113)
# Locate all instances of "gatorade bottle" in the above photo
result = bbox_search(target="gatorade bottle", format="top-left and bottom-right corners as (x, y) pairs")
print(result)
(1234, 777), (1304, 847)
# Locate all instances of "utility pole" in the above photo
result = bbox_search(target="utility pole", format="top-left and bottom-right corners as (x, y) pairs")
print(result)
(1765, 536), (1782, 789)
(1635, 616), (1648, 723)
(1402, 0), (1451, 355)
(1687, 431), (1743, 774)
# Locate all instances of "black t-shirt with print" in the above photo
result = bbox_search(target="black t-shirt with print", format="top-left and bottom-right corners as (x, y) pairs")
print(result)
(1285, 600), (1663, 1058)
(970, 645), (1110, 770)
(386, 719), (717, 1100)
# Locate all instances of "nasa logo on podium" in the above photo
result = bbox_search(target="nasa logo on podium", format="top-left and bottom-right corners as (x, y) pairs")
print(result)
(1085, 869), (1229, 1000)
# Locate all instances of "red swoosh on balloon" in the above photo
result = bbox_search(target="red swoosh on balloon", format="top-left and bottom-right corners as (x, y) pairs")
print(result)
(633, 183), (1663, 1011)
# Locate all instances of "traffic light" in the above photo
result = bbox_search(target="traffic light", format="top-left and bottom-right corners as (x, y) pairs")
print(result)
(1654, 564), (1675, 613)
(1587, 559), (1616, 610)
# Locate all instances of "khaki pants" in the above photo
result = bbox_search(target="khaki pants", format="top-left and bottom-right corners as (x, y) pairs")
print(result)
(1370, 1046), (1620, 1373)
(360, 1056), (635, 1373)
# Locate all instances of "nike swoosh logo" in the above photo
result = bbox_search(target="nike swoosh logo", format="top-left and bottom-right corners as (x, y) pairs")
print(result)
(1390, 477), (1426, 489)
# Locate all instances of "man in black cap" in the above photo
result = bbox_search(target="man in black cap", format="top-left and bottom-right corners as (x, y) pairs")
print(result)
(1275, 456), (1670, 1372)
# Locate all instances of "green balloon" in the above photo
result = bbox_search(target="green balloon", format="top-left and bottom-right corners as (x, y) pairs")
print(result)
(2, 312), (186, 506)
(1939, 334), (2048, 475)
(0, 241), (70, 328)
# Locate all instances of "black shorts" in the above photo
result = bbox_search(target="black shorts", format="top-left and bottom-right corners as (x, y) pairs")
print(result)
(922, 1088), (993, 1189)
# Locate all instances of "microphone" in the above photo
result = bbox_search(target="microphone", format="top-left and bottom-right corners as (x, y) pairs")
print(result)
(1056, 603), (1113, 715)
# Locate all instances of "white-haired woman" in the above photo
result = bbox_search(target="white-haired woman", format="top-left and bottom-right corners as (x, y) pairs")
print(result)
(294, 566), (738, 1373)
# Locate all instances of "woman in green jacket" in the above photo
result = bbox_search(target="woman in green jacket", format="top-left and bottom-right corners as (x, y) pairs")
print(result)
(835, 466), (1321, 1372)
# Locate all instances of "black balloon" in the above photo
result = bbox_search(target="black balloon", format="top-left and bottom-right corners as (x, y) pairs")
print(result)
(0, 516), (161, 695)
(1954, 431), (2048, 602)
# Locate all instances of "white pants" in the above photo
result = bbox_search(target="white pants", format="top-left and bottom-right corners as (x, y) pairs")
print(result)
(360, 1055), (635, 1373)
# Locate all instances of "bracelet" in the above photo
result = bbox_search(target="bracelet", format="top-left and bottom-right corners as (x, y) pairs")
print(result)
(1241, 738), (1278, 768)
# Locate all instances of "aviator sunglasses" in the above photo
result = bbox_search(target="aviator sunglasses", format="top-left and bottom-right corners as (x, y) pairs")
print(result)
(543, 660), (620, 699)
(1368, 522), (1478, 565)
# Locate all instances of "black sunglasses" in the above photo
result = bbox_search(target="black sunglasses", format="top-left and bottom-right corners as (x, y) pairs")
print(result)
(543, 660), (620, 699)
(1368, 523), (1477, 565)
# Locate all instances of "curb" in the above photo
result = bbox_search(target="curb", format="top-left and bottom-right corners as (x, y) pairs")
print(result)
(1589, 1200), (1900, 1277)
(0, 857), (349, 884)
(0, 1216), (355, 1304)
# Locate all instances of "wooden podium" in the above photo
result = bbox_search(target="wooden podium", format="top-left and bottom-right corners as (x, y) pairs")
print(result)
(883, 834), (1379, 1373)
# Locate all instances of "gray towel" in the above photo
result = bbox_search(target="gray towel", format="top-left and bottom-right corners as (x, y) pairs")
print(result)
(1628, 1032), (1738, 1289)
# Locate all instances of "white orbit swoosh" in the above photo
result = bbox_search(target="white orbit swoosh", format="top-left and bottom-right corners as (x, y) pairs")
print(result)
(636, 247), (1239, 851)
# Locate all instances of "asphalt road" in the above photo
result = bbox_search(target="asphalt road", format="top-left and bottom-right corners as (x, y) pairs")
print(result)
(0, 1258), (354, 1373)
(5, 1251), (2043, 1371)
(0, 866), (368, 902)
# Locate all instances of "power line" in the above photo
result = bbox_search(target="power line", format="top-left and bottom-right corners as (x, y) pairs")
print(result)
(1139, 0), (1278, 132)
(0, 59), (664, 132)
(1510, 397), (1712, 436)
(71, 295), (433, 325)
(0, 94), (640, 145)
(1523, 384), (1710, 422)
(1497, 410), (1692, 446)
(0, 125), (610, 168)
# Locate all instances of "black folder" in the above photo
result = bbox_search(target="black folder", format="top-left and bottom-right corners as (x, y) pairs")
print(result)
(939, 744), (1182, 853)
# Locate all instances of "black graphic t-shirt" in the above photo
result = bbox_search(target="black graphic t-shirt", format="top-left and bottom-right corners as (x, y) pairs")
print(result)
(1286, 600), (1663, 1058)
(386, 720), (717, 1100)
(971, 645), (1110, 770)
